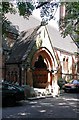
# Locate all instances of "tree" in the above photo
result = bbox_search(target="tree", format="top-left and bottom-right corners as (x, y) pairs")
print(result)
(1, 1), (59, 36)
(59, 2), (79, 48)
(2, 2), (34, 36)
(1, 1), (59, 60)
(2, 1), (79, 43)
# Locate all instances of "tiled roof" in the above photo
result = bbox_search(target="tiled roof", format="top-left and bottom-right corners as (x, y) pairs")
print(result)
(46, 25), (78, 54)
(7, 25), (41, 63)
(5, 13), (41, 32)
(6, 14), (78, 64)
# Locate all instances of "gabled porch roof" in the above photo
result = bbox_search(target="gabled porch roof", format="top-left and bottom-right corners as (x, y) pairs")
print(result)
(7, 25), (41, 64)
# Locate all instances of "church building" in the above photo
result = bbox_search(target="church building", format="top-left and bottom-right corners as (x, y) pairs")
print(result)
(3, 4), (79, 95)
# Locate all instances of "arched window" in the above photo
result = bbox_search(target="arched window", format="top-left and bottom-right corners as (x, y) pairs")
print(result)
(7, 71), (10, 80)
(63, 57), (65, 71)
(63, 58), (65, 61)
(66, 58), (68, 72)
(11, 71), (14, 82)
(14, 71), (18, 83)
(77, 60), (79, 73)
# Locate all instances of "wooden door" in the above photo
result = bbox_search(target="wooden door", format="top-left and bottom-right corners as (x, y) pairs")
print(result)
(33, 68), (48, 88)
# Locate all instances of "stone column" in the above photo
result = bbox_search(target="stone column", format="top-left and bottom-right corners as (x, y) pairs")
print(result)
(52, 73), (59, 97)
(27, 67), (36, 97)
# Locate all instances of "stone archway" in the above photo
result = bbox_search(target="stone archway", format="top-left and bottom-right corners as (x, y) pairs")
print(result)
(32, 47), (55, 88)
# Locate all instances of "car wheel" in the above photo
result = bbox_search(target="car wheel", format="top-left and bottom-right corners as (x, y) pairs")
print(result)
(6, 97), (16, 107)
(64, 89), (69, 93)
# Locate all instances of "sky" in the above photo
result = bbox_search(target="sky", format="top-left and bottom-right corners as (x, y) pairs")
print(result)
(32, 5), (60, 30)
(6, 1), (60, 32)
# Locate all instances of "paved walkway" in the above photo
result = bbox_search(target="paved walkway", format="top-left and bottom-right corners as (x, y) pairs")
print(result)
(2, 93), (79, 119)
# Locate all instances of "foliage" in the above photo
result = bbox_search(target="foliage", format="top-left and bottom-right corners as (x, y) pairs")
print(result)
(2, 2), (16, 37)
(2, 1), (79, 49)
(57, 78), (66, 89)
(2, 1), (58, 53)
(40, 2), (58, 24)
(2, 2), (35, 37)
(59, 2), (79, 47)
(2, 2), (16, 14)
(2, 1), (59, 35)
(17, 2), (34, 18)
(2, 1), (79, 43)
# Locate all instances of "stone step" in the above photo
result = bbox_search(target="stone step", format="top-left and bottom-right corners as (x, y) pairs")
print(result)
(34, 88), (52, 96)
(27, 94), (53, 100)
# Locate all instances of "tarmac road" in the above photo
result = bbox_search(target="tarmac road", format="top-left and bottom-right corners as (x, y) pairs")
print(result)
(2, 92), (79, 119)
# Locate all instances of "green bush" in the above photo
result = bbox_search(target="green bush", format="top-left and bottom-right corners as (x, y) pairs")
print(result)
(57, 78), (66, 89)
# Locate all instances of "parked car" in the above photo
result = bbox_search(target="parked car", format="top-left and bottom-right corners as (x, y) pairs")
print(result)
(14, 84), (31, 98)
(1, 81), (25, 106)
(63, 79), (79, 93)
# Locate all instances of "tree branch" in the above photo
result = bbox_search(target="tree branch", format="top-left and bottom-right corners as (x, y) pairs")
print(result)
(36, 2), (49, 9)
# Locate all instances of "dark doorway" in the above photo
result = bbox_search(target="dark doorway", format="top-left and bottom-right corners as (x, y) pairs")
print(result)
(34, 55), (47, 69)
(33, 55), (48, 88)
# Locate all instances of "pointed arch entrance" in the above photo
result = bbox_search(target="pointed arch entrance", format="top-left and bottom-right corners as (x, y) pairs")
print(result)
(32, 47), (55, 88)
